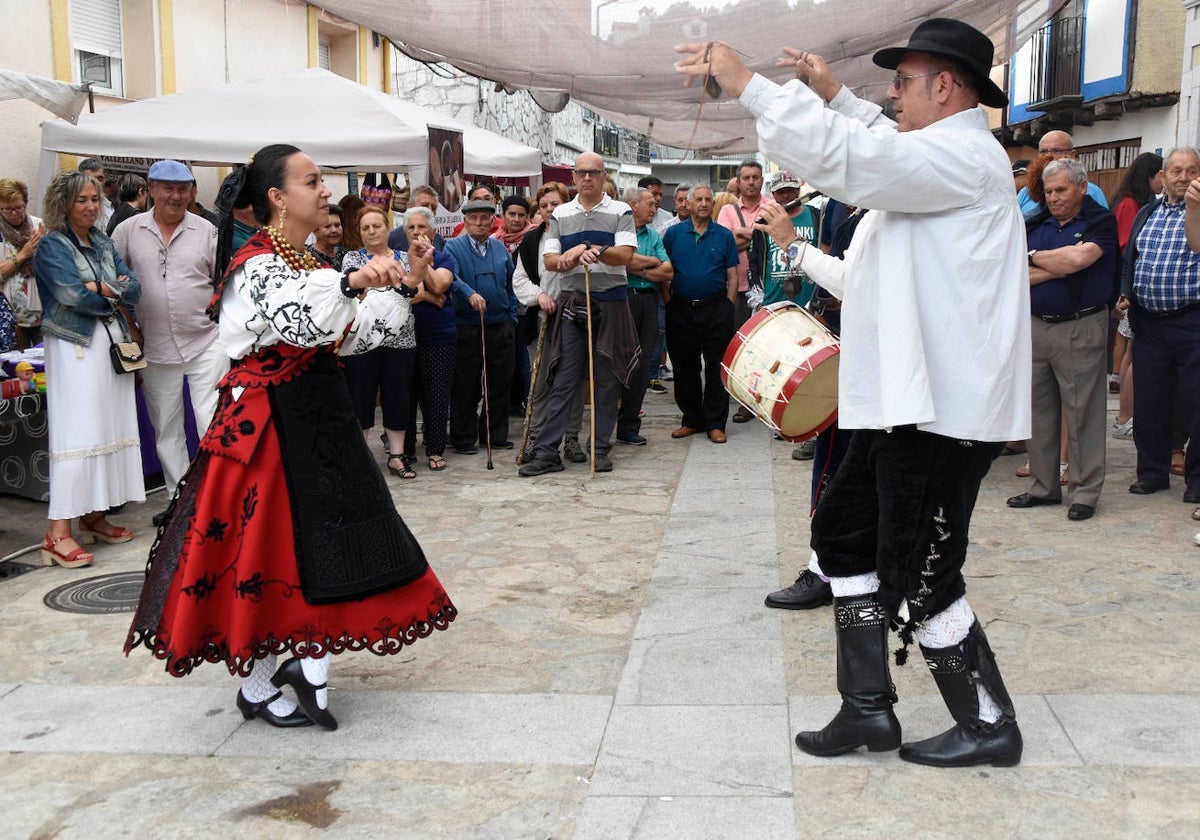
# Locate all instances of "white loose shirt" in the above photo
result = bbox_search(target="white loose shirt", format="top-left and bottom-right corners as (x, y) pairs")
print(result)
(739, 75), (1031, 442)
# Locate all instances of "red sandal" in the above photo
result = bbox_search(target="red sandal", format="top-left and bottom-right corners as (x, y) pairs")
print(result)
(78, 513), (134, 545)
(40, 534), (94, 568)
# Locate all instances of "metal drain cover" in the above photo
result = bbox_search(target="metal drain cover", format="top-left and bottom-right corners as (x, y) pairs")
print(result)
(43, 571), (143, 614)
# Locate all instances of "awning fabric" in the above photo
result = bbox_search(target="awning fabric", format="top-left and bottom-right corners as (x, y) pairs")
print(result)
(315, 0), (1052, 154)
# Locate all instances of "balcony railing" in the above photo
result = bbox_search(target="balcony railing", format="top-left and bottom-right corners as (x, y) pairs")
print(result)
(1026, 13), (1084, 109)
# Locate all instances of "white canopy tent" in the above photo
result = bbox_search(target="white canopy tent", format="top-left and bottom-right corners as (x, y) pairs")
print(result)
(35, 67), (543, 208)
(317, 0), (1055, 154)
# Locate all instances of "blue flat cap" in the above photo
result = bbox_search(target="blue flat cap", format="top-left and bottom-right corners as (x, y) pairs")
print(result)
(147, 159), (194, 182)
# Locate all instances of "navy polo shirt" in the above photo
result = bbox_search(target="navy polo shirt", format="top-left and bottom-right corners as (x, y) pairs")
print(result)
(1027, 197), (1119, 317)
(662, 219), (739, 300)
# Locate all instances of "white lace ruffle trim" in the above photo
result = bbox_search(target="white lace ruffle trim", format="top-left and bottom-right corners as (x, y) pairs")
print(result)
(51, 437), (141, 461)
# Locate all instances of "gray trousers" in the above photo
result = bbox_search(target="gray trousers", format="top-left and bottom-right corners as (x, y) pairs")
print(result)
(1027, 309), (1108, 506)
(534, 311), (620, 459)
(528, 313), (584, 442)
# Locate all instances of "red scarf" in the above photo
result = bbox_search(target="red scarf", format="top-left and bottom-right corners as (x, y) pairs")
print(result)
(493, 223), (533, 256)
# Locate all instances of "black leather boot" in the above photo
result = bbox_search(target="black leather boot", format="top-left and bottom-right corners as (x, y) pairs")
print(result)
(795, 592), (901, 756)
(899, 620), (1022, 767)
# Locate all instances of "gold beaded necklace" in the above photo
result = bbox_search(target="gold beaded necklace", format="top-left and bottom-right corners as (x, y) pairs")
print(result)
(264, 223), (319, 273)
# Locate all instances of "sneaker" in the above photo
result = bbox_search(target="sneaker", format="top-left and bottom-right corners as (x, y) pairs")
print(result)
(520, 438), (537, 463)
(592, 452), (613, 472)
(616, 432), (647, 445)
(518, 455), (565, 477)
(647, 379), (667, 394)
(791, 439), (816, 460)
(563, 436), (587, 463)
(659, 365), (673, 381)
(764, 570), (834, 610)
(1111, 418), (1133, 440)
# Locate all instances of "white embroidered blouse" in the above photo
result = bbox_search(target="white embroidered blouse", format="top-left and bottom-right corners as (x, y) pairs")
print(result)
(218, 251), (408, 360)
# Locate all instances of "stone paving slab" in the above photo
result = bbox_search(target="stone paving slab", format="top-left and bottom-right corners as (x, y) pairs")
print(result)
(589, 705), (794, 798)
(615, 637), (788, 706)
(1047, 693), (1200, 766)
(575, 795), (797, 840)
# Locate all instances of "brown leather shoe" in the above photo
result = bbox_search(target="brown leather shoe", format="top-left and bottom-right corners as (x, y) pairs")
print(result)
(707, 429), (727, 444)
(671, 426), (698, 439)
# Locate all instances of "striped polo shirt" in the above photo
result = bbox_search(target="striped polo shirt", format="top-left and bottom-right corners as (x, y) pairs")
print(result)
(543, 193), (637, 294)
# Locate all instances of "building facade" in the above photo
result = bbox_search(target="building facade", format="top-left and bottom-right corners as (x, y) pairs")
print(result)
(1006, 0), (1184, 195)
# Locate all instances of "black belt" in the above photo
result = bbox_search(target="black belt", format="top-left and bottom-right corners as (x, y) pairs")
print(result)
(1036, 304), (1106, 324)
(628, 286), (658, 294)
(673, 290), (727, 307)
(1134, 299), (1200, 319)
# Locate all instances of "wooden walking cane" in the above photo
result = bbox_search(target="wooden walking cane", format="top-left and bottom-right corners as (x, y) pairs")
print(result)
(584, 261), (596, 479)
(479, 308), (494, 470)
(517, 311), (548, 465)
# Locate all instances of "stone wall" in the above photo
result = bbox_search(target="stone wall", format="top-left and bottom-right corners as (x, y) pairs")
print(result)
(391, 49), (571, 163)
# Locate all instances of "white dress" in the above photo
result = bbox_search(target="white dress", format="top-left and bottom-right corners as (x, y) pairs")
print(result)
(44, 319), (145, 519)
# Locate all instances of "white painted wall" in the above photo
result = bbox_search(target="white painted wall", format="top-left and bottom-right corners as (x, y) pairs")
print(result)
(1180, 0), (1200, 147)
(0, 3), (59, 197)
(1072, 103), (1180, 154)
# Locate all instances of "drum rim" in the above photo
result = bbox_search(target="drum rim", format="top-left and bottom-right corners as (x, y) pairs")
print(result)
(770, 344), (839, 440)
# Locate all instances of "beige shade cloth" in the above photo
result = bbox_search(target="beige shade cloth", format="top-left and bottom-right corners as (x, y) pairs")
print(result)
(316, 0), (1054, 154)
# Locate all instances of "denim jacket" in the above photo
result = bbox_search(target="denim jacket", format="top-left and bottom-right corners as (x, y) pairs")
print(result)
(33, 228), (141, 346)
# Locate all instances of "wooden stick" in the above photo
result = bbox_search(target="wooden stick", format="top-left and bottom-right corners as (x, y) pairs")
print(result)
(517, 312), (548, 465)
(584, 263), (596, 479)
(479, 308), (493, 470)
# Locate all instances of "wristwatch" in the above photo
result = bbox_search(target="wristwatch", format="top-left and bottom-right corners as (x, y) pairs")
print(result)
(1027, 249), (1038, 266)
(784, 239), (805, 264)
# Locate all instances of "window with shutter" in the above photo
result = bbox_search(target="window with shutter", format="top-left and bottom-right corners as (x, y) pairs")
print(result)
(69, 0), (124, 96)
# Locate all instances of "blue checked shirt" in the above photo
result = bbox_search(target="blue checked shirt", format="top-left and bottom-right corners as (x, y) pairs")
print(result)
(1133, 200), (1200, 313)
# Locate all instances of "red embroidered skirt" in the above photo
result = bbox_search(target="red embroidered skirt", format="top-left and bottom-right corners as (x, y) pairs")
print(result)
(125, 346), (456, 677)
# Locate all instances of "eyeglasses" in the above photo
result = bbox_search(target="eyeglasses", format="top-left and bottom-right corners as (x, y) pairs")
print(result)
(0, 204), (26, 215)
(1039, 147), (1073, 156)
(889, 71), (940, 90)
(574, 169), (604, 179)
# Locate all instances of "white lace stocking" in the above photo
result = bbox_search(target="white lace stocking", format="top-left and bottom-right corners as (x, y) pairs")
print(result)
(808, 550), (830, 582)
(828, 571), (880, 598)
(300, 656), (330, 709)
(914, 598), (1001, 724)
(241, 654), (297, 717)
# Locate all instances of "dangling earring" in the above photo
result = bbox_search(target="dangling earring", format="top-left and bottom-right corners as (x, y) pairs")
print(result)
(279, 208), (287, 229)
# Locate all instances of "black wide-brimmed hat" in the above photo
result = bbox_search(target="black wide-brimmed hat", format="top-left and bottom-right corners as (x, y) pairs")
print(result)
(873, 18), (1008, 109)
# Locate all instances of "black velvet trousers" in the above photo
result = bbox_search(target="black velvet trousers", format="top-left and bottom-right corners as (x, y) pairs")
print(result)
(810, 426), (1001, 625)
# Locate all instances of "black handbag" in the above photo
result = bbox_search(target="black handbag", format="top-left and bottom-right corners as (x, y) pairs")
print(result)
(103, 314), (146, 374)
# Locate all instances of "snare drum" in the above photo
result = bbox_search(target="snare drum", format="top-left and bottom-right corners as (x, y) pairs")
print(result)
(721, 301), (839, 441)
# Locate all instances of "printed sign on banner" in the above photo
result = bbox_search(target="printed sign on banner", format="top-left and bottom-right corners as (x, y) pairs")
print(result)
(428, 126), (465, 240)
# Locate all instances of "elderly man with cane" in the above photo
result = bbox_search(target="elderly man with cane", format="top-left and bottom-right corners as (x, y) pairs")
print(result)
(443, 199), (518, 456)
(519, 152), (639, 477)
(675, 18), (1031, 767)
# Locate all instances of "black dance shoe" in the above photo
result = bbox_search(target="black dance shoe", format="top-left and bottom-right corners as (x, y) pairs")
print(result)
(236, 689), (313, 728)
(271, 657), (338, 730)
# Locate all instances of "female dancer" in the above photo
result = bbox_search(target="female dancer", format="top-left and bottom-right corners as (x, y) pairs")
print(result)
(125, 145), (456, 729)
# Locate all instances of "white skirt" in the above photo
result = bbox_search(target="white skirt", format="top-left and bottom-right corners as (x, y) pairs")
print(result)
(44, 322), (145, 520)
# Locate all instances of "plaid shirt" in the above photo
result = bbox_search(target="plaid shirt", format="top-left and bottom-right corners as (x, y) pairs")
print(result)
(1133, 199), (1200, 312)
